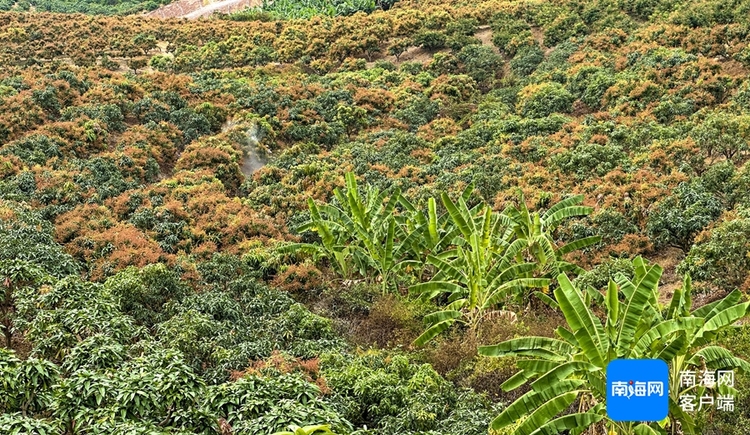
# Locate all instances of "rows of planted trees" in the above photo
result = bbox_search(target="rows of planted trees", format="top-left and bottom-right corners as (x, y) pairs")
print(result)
(1, 200), (500, 434)
(2, 0), (750, 433)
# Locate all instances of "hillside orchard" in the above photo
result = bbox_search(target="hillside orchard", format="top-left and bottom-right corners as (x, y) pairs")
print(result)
(2, 0), (750, 433)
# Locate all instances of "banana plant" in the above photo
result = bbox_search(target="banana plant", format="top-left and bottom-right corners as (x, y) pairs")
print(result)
(392, 185), (474, 278)
(410, 193), (550, 345)
(286, 172), (405, 292)
(330, 173), (400, 283)
(478, 256), (750, 435)
(280, 197), (355, 280)
(503, 193), (601, 280)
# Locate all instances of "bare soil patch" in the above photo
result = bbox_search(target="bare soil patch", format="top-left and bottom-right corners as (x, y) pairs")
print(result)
(145, 0), (260, 19)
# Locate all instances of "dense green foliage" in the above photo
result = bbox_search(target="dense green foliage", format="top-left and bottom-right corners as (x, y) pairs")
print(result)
(2, 0), (750, 433)
(480, 258), (750, 434)
(254, 0), (380, 20)
(0, 238), (495, 433)
(0, 0), (169, 15)
(678, 214), (750, 292)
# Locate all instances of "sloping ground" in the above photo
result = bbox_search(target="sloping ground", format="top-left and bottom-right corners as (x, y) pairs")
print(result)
(366, 25), (501, 68)
(145, 0), (259, 19)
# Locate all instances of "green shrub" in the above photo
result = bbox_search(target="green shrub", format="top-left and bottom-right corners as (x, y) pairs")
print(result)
(652, 95), (696, 123)
(445, 17), (479, 37)
(592, 208), (639, 244)
(55, 348), (209, 431)
(105, 264), (189, 327)
(0, 349), (60, 415)
(550, 142), (629, 180)
(510, 45), (544, 77)
(393, 95), (439, 131)
(491, 14), (533, 56)
(321, 352), (494, 433)
(446, 34), (481, 51)
(690, 110), (750, 164)
(399, 61), (423, 75)
(3, 134), (64, 165)
(733, 80), (750, 108)
(573, 257), (635, 291)
(61, 334), (127, 373)
(646, 182), (725, 252)
(258, 0), (377, 19)
(426, 52), (459, 75)
(457, 45), (503, 86)
(413, 31), (447, 50)
(149, 54), (173, 72)
(494, 114), (570, 144)
(14, 276), (143, 360)
(543, 13), (587, 45)
(568, 66), (616, 109)
(0, 413), (62, 435)
(517, 82), (574, 118)
(0, 201), (78, 277)
(207, 371), (352, 434)
(678, 217), (750, 292)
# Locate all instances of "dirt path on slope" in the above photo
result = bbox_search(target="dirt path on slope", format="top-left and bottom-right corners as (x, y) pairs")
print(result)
(146, 0), (259, 19)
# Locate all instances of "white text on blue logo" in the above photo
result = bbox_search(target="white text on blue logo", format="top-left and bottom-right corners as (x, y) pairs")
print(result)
(611, 381), (664, 399)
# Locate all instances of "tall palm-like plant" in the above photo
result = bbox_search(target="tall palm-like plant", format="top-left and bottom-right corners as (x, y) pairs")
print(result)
(410, 193), (550, 345)
(289, 173), (403, 291)
(503, 193), (601, 280)
(393, 185), (474, 278)
(411, 193), (602, 346)
(291, 174), (472, 292)
(478, 257), (750, 435)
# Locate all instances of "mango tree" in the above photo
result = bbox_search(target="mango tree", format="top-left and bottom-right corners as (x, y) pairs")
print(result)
(0, 260), (50, 348)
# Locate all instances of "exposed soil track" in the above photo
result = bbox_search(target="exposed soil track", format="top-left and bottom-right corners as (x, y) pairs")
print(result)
(145, 0), (259, 19)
